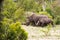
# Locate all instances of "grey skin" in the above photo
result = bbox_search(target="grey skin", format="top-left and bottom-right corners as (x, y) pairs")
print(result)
(36, 18), (54, 27)
(25, 14), (49, 26)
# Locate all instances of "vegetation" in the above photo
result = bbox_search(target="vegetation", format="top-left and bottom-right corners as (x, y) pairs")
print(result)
(0, 18), (28, 40)
(0, 0), (28, 40)
(0, 0), (60, 40)
(1, 0), (60, 24)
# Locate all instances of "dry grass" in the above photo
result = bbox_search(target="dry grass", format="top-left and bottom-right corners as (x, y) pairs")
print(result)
(22, 25), (60, 40)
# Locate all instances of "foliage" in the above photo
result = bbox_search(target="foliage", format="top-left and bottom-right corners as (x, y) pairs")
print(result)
(17, 0), (42, 12)
(38, 11), (53, 19)
(50, 0), (60, 24)
(2, 0), (17, 18)
(0, 18), (28, 40)
(1, 0), (60, 40)
(46, 7), (54, 18)
(2, 0), (26, 23)
(54, 7), (60, 24)
(2, 0), (60, 24)
(54, 16), (60, 24)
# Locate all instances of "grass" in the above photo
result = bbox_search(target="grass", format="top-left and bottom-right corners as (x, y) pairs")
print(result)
(22, 25), (60, 40)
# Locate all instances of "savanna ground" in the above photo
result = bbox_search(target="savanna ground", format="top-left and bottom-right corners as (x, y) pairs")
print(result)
(22, 25), (60, 40)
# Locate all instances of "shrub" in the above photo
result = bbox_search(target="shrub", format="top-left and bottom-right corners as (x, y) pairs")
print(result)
(54, 16), (60, 24)
(38, 11), (53, 19)
(46, 7), (54, 18)
(0, 18), (28, 40)
(13, 7), (25, 23)
(2, 0), (26, 23)
(54, 7), (60, 24)
(50, 1), (60, 24)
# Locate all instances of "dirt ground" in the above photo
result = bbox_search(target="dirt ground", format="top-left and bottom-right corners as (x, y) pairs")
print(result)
(22, 25), (60, 40)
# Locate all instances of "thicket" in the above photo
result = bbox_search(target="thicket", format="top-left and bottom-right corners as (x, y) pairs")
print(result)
(0, 18), (28, 40)
(0, 0), (28, 40)
(1, 0), (60, 24)
(0, 0), (60, 40)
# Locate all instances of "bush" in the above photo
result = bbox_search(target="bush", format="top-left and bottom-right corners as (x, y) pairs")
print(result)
(0, 18), (28, 40)
(54, 16), (60, 24)
(51, 1), (60, 24)
(38, 11), (53, 19)
(46, 7), (54, 18)
(54, 7), (60, 24)
(13, 7), (26, 23)
(2, 0), (26, 23)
